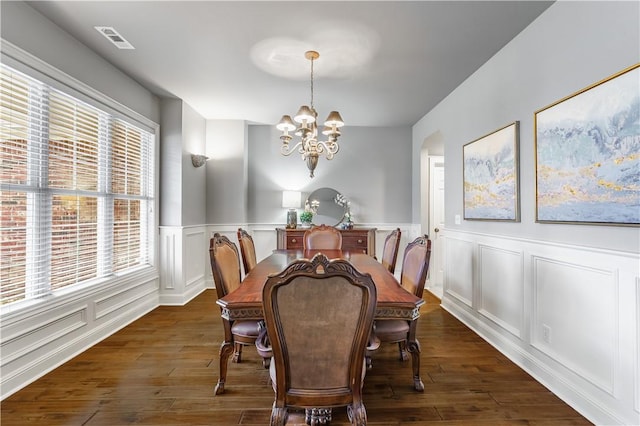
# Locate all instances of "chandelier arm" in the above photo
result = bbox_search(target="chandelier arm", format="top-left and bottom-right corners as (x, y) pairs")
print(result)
(281, 141), (304, 156)
(298, 143), (308, 157)
(328, 142), (339, 156)
(321, 137), (340, 154)
(316, 141), (340, 160)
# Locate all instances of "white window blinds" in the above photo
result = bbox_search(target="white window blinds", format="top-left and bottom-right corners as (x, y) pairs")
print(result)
(0, 64), (155, 306)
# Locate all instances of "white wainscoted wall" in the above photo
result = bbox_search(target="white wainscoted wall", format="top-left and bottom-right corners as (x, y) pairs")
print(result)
(442, 229), (640, 426)
(159, 226), (212, 304)
(0, 268), (159, 399)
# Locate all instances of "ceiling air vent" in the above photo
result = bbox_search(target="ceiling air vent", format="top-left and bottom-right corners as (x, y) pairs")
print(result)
(94, 26), (135, 50)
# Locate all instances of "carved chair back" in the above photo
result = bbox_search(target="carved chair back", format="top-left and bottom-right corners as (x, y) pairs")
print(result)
(380, 228), (401, 274)
(303, 224), (342, 250)
(262, 253), (376, 425)
(237, 228), (258, 275)
(399, 235), (431, 298)
(209, 233), (242, 300)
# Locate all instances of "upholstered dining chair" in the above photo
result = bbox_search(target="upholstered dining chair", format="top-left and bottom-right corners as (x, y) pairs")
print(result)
(369, 235), (431, 364)
(209, 233), (267, 367)
(380, 228), (401, 274)
(237, 228), (257, 276)
(257, 253), (377, 426)
(303, 224), (342, 250)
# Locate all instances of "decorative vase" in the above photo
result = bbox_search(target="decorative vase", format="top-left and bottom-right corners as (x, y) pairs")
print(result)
(286, 209), (298, 229)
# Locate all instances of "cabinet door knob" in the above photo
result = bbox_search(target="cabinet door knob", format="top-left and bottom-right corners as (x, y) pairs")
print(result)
(357, 239), (363, 244)
(291, 238), (297, 243)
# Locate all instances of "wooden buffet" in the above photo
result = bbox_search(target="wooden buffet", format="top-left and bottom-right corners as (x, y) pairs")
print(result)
(276, 227), (377, 255)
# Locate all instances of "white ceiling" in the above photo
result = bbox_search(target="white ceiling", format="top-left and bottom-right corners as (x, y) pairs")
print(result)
(25, 1), (553, 127)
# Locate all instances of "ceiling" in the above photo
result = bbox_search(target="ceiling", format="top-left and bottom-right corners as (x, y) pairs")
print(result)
(24, 1), (553, 127)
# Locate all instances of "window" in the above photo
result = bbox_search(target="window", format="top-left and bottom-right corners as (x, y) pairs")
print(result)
(0, 64), (155, 306)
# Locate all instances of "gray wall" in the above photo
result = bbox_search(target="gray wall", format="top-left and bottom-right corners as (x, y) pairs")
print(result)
(412, 0), (640, 252)
(181, 103), (207, 226)
(0, 1), (159, 125)
(159, 99), (207, 227)
(159, 99), (184, 226)
(248, 125), (413, 225)
(206, 120), (249, 224)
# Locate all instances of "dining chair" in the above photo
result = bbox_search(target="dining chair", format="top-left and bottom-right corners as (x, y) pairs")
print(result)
(209, 233), (268, 367)
(368, 235), (431, 364)
(256, 253), (377, 426)
(237, 227), (257, 275)
(303, 224), (342, 250)
(380, 228), (401, 274)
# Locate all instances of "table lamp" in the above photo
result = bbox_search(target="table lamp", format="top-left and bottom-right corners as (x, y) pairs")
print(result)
(282, 191), (302, 229)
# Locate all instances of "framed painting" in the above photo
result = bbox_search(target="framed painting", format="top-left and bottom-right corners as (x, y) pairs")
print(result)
(535, 64), (639, 226)
(463, 121), (520, 221)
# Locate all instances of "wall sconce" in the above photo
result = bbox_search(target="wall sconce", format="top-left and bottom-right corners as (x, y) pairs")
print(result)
(191, 154), (209, 168)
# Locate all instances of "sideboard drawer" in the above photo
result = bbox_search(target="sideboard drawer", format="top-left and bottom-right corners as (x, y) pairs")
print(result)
(342, 235), (368, 253)
(286, 234), (304, 249)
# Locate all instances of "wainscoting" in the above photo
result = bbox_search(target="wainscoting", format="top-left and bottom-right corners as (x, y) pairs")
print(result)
(442, 229), (640, 425)
(0, 268), (159, 399)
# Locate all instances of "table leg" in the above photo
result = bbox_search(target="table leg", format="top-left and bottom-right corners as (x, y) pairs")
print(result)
(214, 318), (234, 395)
(407, 321), (424, 392)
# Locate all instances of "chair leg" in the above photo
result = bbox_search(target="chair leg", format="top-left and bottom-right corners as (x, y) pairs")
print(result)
(398, 340), (409, 361)
(233, 342), (243, 363)
(270, 406), (287, 426)
(348, 403), (367, 426)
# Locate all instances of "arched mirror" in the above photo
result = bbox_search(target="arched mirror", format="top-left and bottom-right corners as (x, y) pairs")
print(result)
(306, 188), (347, 227)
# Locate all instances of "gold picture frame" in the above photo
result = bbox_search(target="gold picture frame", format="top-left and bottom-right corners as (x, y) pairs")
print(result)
(463, 121), (520, 221)
(534, 63), (640, 226)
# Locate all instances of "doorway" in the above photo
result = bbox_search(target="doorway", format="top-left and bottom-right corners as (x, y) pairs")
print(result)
(427, 156), (444, 299)
(420, 131), (444, 300)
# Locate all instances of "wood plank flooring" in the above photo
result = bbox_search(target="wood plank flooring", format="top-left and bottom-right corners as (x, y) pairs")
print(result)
(1, 290), (591, 425)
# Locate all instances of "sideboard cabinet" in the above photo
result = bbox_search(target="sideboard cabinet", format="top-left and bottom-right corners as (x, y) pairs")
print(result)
(276, 227), (377, 256)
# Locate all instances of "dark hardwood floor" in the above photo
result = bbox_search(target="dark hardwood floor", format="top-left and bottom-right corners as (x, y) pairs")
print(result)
(1, 290), (591, 425)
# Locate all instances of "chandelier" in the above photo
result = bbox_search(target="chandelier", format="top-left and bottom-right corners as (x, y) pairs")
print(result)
(276, 51), (344, 178)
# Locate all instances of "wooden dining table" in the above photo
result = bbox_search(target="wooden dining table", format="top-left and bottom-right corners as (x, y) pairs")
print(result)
(215, 249), (426, 395)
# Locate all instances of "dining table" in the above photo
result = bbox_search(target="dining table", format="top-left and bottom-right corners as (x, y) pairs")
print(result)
(214, 249), (426, 395)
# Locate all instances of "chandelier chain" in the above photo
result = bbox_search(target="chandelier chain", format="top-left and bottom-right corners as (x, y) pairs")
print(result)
(310, 56), (314, 110)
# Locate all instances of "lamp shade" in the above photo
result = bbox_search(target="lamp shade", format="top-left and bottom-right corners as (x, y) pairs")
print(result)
(294, 105), (316, 124)
(324, 111), (344, 128)
(276, 115), (296, 132)
(282, 191), (302, 209)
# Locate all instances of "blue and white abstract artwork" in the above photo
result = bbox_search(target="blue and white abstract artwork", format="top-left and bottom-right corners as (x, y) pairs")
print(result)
(464, 122), (519, 221)
(535, 65), (640, 225)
